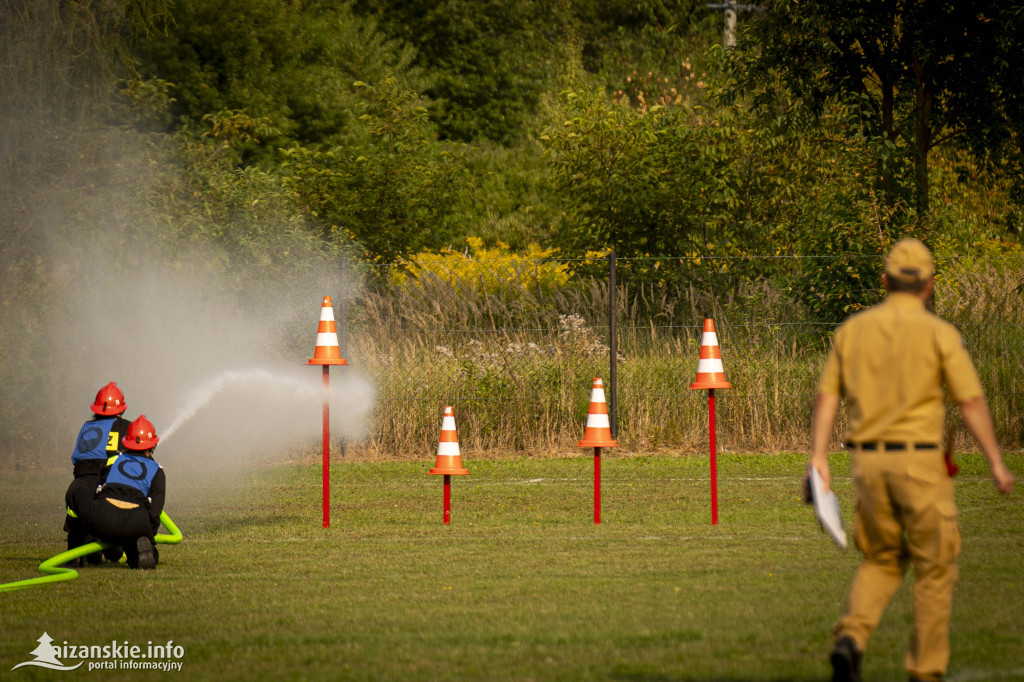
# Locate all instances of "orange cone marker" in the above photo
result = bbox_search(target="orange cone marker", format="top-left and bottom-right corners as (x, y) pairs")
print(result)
(689, 318), (731, 525)
(577, 378), (617, 524)
(306, 296), (348, 529)
(427, 406), (470, 524)
(307, 296), (349, 366)
(690, 318), (731, 389)
(577, 378), (618, 448)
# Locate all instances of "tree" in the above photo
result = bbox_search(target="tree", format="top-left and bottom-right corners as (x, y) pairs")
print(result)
(352, 0), (566, 145)
(28, 633), (61, 666)
(568, 0), (709, 75)
(132, 0), (424, 161)
(542, 88), (775, 289)
(739, 1), (1024, 216)
(281, 79), (471, 263)
(1, 0), (172, 258)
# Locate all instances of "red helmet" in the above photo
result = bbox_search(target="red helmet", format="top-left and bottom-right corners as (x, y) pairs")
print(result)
(123, 414), (159, 451)
(90, 382), (127, 416)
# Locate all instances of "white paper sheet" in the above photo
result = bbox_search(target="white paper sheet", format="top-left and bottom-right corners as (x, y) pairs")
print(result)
(809, 465), (847, 550)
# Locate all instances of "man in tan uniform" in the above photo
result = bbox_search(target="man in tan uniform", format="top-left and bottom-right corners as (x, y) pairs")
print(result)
(809, 238), (1015, 682)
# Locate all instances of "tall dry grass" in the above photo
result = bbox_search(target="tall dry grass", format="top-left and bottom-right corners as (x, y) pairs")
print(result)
(342, 255), (1023, 460)
(4, 254), (1016, 466)
(938, 255), (1024, 452)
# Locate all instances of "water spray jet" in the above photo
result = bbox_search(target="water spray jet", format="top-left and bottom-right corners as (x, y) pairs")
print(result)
(161, 368), (320, 444)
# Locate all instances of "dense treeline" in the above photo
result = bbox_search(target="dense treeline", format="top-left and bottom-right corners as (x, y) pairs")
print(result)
(5, 1), (1022, 284)
(1, 0), (1023, 461)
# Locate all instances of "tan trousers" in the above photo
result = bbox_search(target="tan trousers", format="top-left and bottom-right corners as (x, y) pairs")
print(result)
(836, 447), (961, 681)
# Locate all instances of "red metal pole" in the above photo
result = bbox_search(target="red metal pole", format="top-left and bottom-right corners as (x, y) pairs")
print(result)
(594, 446), (601, 525)
(322, 365), (330, 529)
(443, 474), (451, 525)
(709, 388), (718, 526)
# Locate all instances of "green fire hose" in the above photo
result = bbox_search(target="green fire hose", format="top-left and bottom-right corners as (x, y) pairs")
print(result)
(0, 511), (183, 593)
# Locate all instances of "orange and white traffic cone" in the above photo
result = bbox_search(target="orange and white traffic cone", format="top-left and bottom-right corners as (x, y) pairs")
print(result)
(689, 318), (730, 526)
(577, 378), (616, 525)
(306, 295), (347, 529)
(307, 296), (348, 366)
(577, 378), (618, 448)
(689, 318), (731, 390)
(428, 406), (470, 476)
(428, 406), (469, 525)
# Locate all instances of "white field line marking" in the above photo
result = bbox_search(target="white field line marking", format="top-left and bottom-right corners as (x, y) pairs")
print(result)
(494, 476), (808, 486)
(948, 667), (1024, 682)
(279, 534), (817, 544)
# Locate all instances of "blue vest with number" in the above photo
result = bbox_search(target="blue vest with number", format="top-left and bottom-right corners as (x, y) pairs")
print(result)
(104, 454), (160, 496)
(71, 417), (118, 465)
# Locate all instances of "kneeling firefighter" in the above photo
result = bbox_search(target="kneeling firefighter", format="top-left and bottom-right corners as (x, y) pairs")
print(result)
(73, 415), (166, 569)
(64, 382), (131, 565)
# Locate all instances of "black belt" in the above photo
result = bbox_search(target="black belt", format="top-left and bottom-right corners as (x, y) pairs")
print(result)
(847, 442), (939, 451)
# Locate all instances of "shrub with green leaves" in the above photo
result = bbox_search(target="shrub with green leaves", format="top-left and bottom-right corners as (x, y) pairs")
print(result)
(281, 79), (471, 264)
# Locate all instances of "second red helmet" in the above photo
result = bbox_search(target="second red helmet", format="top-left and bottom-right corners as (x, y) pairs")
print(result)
(123, 414), (159, 450)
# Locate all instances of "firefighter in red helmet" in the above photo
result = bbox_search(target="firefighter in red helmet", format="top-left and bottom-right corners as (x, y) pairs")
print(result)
(72, 414), (166, 569)
(64, 382), (131, 565)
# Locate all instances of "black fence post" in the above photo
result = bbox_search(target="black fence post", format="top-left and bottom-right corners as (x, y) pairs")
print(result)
(609, 251), (618, 439)
(340, 296), (348, 459)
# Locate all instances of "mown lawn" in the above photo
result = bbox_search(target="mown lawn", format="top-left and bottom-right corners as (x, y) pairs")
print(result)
(1, 453), (1021, 681)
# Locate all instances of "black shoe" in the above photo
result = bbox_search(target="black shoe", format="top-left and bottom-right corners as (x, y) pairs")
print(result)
(831, 636), (862, 682)
(135, 537), (156, 570)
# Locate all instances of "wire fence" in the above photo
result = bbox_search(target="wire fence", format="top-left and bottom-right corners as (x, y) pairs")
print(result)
(341, 252), (1024, 458)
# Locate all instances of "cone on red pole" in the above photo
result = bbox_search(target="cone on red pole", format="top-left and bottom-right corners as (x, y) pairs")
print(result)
(428, 406), (469, 526)
(577, 378), (618, 448)
(428, 406), (470, 476)
(689, 318), (731, 390)
(689, 318), (729, 526)
(306, 295), (347, 529)
(307, 296), (348, 366)
(577, 377), (616, 525)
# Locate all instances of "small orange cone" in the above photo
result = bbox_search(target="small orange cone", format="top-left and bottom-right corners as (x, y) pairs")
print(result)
(307, 296), (348, 366)
(428, 406), (470, 475)
(690, 319), (731, 390)
(577, 378), (618, 447)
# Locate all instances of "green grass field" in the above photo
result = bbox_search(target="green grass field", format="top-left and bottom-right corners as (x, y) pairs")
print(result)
(1, 453), (1021, 681)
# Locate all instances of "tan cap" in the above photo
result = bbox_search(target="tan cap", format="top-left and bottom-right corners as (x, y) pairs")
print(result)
(885, 238), (934, 284)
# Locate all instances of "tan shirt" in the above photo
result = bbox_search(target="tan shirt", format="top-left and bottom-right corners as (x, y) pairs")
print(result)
(818, 292), (984, 443)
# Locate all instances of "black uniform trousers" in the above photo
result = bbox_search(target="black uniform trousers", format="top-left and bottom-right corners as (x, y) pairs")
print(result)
(70, 486), (158, 568)
(64, 472), (104, 562)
